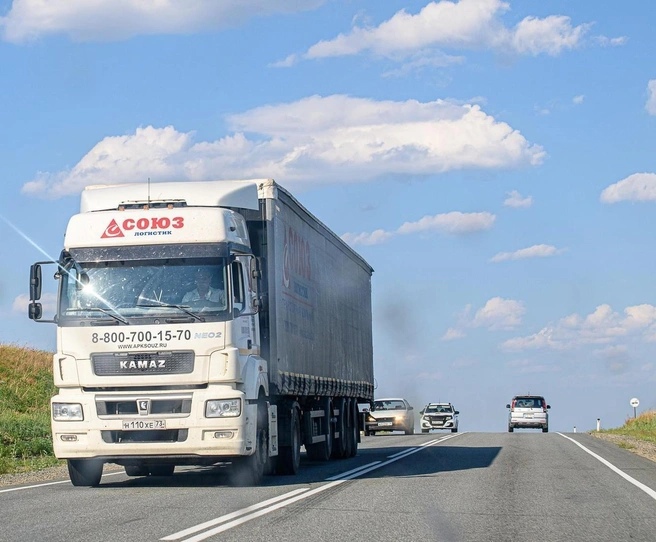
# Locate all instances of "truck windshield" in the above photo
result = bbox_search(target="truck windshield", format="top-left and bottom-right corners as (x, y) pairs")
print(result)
(58, 258), (231, 323)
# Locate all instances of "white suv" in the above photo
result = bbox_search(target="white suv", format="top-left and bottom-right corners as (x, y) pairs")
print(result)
(506, 395), (550, 432)
(420, 403), (459, 433)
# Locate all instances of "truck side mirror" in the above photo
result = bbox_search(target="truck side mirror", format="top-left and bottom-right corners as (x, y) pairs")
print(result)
(29, 264), (42, 301)
(28, 302), (43, 320)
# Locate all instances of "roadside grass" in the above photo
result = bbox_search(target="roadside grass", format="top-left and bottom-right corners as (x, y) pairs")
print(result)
(0, 344), (63, 474)
(596, 410), (656, 444)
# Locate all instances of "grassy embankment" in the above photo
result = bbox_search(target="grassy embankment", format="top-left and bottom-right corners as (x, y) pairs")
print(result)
(2, 343), (656, 475)
(0, 344), (62, 474)
(596, 410), (656, 447)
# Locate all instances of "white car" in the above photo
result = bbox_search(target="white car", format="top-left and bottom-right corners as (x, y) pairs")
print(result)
(506, 395), (550, 432)
(420, 403), (459, 433)
(364, 397), (415, 435)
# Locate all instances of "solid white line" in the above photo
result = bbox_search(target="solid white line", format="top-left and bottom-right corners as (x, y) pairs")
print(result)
(160, 487), (310, 540)
(558, 433), (656, 500)
(0, 469), (124, 494)
(164, 432), (466, 541)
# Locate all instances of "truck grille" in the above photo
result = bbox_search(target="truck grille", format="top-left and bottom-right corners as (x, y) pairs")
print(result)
(101, 429), (188, 444)
(96, 397), (192, 416)
(92, 351), (194, 376)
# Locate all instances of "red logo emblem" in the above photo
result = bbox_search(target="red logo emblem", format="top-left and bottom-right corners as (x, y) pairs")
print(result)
(101, 219), (125, 238)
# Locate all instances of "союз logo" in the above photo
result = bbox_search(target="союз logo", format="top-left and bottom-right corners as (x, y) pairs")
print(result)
(101, 217), (185, 239)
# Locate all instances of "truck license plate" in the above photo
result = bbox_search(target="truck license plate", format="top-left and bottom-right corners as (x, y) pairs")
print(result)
(122, 420), (166, 430)
(378, 422), (393, 426)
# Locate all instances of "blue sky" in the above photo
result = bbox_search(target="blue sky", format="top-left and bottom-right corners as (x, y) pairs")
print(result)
(1, 0), (655, 432)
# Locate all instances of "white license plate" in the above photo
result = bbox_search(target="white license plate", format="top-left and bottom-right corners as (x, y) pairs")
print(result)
(523, 414), (533, 418)
(378, 421), (393, 426)
(122, 419), (166, 430)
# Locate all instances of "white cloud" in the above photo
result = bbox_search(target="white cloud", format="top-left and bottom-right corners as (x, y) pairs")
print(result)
(296, 0), (593, 64)
(600, 172), (656, 203)
(471, 297), (525, 330)
(342, 210), (495, 247)
(502, 303), (656, 352)
(503, 189), (532, 208)
(22, 95), (545, 198)
(0, 0), (325, 43)
(646, 80), (656, 116)
(490, 244), (561, 263)
(397, 211), (495, 235)
(340, 230), (393, 247)
(444, 296), (525, 338)
(573, 95), (585, 105)
(507, 15), (590, 56)
(442, 327), (466, 341)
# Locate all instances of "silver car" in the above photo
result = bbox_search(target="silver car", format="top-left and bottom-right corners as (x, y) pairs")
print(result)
(506, 395), (550, 432)
(364, 397), (415, 435)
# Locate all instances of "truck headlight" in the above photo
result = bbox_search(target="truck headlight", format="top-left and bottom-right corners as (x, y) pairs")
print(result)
(53, 403), (84, 421)
(205, 399), (241, 418)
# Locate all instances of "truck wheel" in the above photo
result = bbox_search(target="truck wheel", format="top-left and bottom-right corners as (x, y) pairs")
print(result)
(68, 459), (103, 487)
(230, 401), (268, 486)
(508, 426), (514, 433)
(542, 426), (549, 433)
(331, 397), (348, 459)
(422, 429), (429, 434)
(277, 403), (301, 475)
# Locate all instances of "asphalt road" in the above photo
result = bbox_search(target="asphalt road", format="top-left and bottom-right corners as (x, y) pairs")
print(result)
(3, 432), (656, 542)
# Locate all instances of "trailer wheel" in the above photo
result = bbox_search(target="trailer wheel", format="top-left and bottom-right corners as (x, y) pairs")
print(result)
(331, 397), (348, 459)
(346, 398), (359, 458)
(230, 401), (268, 486)
(277, 403), (301, 475)
(306, 397), (333, 462)
(68, 459), (103, 487)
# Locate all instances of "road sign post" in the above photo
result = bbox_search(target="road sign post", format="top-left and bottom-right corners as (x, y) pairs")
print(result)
(630, 397), (640, 419)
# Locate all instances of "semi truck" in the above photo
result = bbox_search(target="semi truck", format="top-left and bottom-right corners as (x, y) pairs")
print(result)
(28, 179), (374, 486)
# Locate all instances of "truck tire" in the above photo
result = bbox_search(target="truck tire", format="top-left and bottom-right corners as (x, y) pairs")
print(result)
(277, 403), (301, 475)
(508, 425), (514, 433)
(331, 397), (348, 459)
(68, 459), (103, 487)
(542, 426), (549, 433)
(306, 397), (333, 461)
(344, 398), (358, 458)
(230, 400), (268, 486)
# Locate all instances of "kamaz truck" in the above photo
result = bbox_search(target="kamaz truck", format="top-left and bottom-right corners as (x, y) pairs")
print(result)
(28, 179), (374, 486)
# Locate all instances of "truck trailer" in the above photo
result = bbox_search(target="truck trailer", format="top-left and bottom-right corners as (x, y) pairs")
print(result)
(28, 179), (374, 486)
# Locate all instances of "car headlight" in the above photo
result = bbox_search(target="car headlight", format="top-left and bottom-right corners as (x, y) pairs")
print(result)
(52, 403), (84, 421)
(205, 399), (241, 418)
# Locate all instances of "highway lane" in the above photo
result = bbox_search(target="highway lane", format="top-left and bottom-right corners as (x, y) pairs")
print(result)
(3, 433), (656, 542)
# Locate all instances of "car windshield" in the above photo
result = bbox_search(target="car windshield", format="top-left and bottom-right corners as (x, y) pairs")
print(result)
(373, 400), (406, 411)
(425, 405), (452, 413)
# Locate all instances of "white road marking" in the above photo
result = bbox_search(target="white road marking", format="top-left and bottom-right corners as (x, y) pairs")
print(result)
(558, 432), (656, 500)
(163, 433), (466, 541)
(0, 469), (124, 494)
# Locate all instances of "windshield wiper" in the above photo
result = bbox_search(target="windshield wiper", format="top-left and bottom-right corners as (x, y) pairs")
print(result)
(137, 302), (204, 322)
(64, 307), (129, 325)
